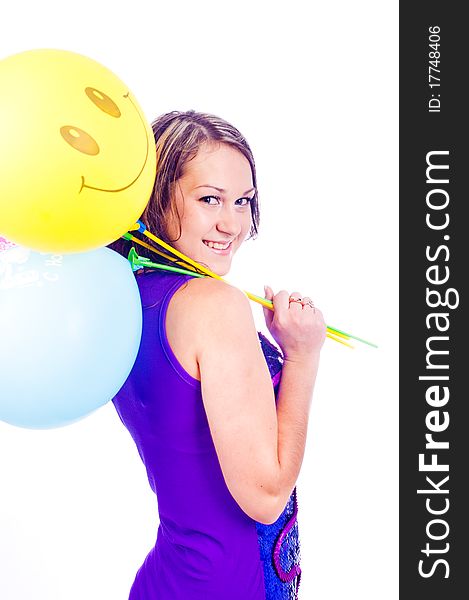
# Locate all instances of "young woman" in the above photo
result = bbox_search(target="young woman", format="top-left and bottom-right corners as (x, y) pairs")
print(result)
(110, 110), (326, 599)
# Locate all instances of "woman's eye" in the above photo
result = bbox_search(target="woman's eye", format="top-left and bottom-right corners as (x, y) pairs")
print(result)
(236, 197), (254, 206)
(200, 195), (220, 205)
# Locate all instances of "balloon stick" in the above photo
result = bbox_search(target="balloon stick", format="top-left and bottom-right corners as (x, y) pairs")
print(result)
(125, 223), (377, 349)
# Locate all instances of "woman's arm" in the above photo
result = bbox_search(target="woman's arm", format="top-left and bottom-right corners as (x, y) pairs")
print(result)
(181, 277), (324, 525)
(262, 284), (324, 512)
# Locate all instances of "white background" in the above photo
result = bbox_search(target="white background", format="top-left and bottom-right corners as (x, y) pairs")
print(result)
(0, 1), (398, 598)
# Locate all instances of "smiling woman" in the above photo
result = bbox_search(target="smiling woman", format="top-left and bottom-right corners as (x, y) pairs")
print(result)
(111, 111), (261, 264)
(164, 143), (255, 276)
(109, 110), (326, 600)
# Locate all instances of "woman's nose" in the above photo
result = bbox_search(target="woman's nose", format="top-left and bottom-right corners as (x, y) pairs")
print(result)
(216, 205), (242, 236)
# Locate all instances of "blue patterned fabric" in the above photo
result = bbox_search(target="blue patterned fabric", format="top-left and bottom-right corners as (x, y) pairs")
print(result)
(256, 332), (302, 599)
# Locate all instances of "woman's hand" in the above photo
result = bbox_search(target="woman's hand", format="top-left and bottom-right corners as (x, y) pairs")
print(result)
(262, 285), (326, 362)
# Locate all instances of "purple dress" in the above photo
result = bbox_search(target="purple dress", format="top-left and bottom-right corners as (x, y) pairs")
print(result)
(112, 271), (301, 599)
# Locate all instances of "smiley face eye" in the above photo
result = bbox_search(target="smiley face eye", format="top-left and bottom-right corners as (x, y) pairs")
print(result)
(85, 87), (121, 117)
(60, 126), (100, 155)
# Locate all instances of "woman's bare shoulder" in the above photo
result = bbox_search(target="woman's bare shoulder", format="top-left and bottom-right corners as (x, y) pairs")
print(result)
(174, 276), (250, 314)
(166, 277), (254, 379)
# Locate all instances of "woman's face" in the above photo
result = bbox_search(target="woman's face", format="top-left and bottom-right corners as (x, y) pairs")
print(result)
(166, 142), (255, 276)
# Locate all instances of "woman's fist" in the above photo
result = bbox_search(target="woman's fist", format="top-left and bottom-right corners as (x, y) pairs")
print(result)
(262, 285), (326, 361)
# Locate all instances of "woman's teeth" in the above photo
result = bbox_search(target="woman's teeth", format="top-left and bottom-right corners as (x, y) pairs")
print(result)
(203, 240), (231, 250)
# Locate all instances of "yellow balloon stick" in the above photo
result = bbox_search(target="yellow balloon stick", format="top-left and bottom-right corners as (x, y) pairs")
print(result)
(141, 225), (325, 317)
(127, 222), (374, 348)
(326, 333), (354, 349)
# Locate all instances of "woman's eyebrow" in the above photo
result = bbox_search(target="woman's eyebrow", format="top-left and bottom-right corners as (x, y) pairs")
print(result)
(194, 185), (256, 195)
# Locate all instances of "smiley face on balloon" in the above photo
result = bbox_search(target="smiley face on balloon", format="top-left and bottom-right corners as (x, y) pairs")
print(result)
(0, 49), (156, 253)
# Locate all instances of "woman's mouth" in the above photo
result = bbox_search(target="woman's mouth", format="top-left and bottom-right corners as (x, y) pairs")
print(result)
(203, 240), (233, 255)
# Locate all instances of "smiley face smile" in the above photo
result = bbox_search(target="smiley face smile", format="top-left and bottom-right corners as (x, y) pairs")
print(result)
(77, 93), (150, 194)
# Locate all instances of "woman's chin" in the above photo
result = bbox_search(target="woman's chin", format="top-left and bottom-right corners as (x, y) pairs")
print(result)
(198, 250), (233, 277)
(208, 260), (231, 277)
(183, 243), (236, 277)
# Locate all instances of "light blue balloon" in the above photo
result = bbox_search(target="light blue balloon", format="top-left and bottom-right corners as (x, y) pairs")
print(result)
(0, 246), (142, 428)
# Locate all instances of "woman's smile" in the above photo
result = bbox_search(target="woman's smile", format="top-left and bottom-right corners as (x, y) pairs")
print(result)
(202, 239), (233, 254)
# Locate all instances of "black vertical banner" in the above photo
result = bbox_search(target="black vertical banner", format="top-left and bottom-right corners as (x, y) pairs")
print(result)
(400, 3), (467, 599)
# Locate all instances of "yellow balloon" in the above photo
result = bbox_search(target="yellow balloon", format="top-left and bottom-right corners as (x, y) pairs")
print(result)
(0, 49), (156, 253)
